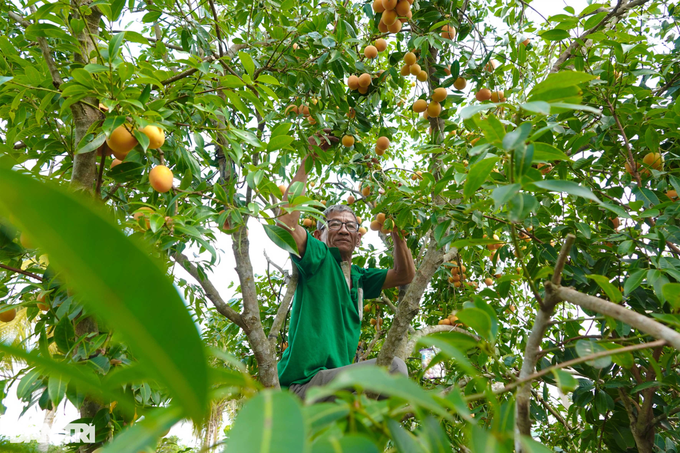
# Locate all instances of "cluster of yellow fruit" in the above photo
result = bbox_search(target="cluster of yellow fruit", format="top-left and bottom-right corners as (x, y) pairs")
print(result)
(412, 86), (447, 118)
(107, 124), (165, 161)
(438, 313), (458, 326)
(133, 207), (174, 231)
(475, 88), (505, 103)
(484, 234), (503, 257)
(0, 305), (16, 322)
(625, 152), (663, 176)
(347, 73), (374, 95)
(375, 136), (391, 156)
(372, 0), (413, 33)
(447, 263), (467, 287)
(369, 212), (394, 234)
(284, 104), (316, 125)
(363, 38), (388, 59)
(399, 51), (429, 82)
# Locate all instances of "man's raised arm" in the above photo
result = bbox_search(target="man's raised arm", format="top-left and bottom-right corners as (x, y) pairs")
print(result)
(382, 230), (416, 289)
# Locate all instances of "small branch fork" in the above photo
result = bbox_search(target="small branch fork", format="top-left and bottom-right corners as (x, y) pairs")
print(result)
(0, 263), (44, 281)
(514, 232), (680, 452)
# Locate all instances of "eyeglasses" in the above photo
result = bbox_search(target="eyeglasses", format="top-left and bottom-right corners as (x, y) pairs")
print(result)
(321, 220), (359, 232)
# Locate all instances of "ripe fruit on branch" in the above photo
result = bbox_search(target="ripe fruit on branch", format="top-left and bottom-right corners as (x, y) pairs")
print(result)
(358, 86), (368, 95)
(364, 45), (378, 59)
(490, 90), (505, 103)
(403, 52), (416, 65)
(149, 165), (174, 193)
(347, 195), (355, 205)
(0, 307), (16, 323)
(396, 0), (410, 15)
(388, 20), (402, 32)
(400, 64), (411, 76)
(342, 135), (355, 147)
(412, 99), (427, 112)
(19, 232), (33, 249)
(432, 87), (447, 103)
(416, 70), (428, 82)
(642, 152), (663, 171)
(107, 124), (138, 159)
(376, 213), (386, 223)
(303, 218), (313, 227)
(111, 159), (123, 169)
(376, 136), (390, 150)
(453, 77), (467, 90)
(438, 318), (451, 325)
(536, 163), (552, 175)
(521, 38), (530, 46)
(372, 0), (385, 12)
(370, 318), (377, 326)
(625, 161), (636, 176)
(378, 20), (388, 33)
(359, 227), (367, 235)
(370, 220), (383, 231)
(485, 277), (493, 286)
(667, 190), (678, 201)
(375, 146), (385, 156)
(362, 186), (371, 197)
(484, 59), (499, 72)
(375, 38), (387, 52)
(611, 217), (620, 229)
(409, 64), (421, 75)
(382, 10), (398, 25)
(140, 125), (165, 149)
(476, 88), (492, 101)
(133, 207), (154, 229)
(441, 24), (456, 40)
(285, 104), (298, 115)
(358, 73), (372, 88)
(427, 102), (442, 117)
(300, 105), (310, 116)
(382, 0), (397, 9)
(347, 75), (359, 90)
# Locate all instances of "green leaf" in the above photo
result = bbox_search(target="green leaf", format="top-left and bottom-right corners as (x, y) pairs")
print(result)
(515, 143), (534, 179)
(108, 31), (126, 61)
(304, 403), (350, 435)
(520, 436), (555, 453)
(599, 343), (634, 369)
(76, 132), (107, 155)
(575, 340), (611, 369)
(540, 29), (570, 41)
(456, 307), (493, 341)
(469, 425), (499, 453)
(225, 390), (306, 453)
(532, 143), (570, 162)
(502, 123), (532, 151)
(444, 387), (475, 423)
(624, 269), (646, 295)
(662, 283), (680, 310)
(450, 237), (504, 249)
(531, 71), (596, 96)
(417, 334), (480, 378)
(530, 180), (600, 203)
(521, 101), (551, 115)
(587, 274), (622, 303)
(256, 74), (280, 85)
(101, 406), (182, 453)
(464, 157), (500, 198)
(459, 104), (495, 120)
(551, 369), (577, 392)
(238, 51), (255, 78)
(386, 418), (428, 453)
(263, 224), (299, 256)
(0, 169), (208, 421)
(549, 102), (601, 114)
(491, 184), (521, 210)
(267, 135), (295, 152)
(48, 375), (68, 408)
(311, 435), (380, 453)
(54, 316), (75, 354)
(306, 366), (453, 421)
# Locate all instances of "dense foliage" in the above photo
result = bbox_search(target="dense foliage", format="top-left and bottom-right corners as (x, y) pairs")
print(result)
(1, 0), (679, 451)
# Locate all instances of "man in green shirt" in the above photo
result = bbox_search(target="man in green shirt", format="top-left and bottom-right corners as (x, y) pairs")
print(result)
(276, 138), (416, 401)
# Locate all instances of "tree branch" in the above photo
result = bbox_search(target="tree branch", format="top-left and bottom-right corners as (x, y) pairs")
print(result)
(267, 266), (297, 345)
(0, 263), (44, 281)
(172, 252), (245, 329)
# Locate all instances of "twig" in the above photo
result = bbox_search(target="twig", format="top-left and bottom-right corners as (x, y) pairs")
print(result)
(0, 264), (44, 281)
(267, 267), (298, 343)
(532, 389), (571, 430)
(95, 149), (106, 198)
(172, 252), (245, 329)
(9, 10), (63, 88)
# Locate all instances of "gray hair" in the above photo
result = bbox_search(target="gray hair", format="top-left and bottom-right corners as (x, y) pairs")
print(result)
(316, 204), (358, 231)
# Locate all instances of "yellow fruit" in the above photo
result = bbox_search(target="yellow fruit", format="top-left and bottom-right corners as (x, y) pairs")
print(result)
(133, 207), (154, 229)
(382, 9), (398, 25)
(485, 277), (493, 286)
(432, 87), (447, 103)
(364, 304), (371, 313)
(362, 186), (371, 197)
(139, 125), (165, 149)
(358, 73), (372, 88)
(476, 88), (492, 101)
(303, 218), (313, 227)
(149, 165), (174, 193)
(382, 0), (397, 10)
(347, 108), (356, 119)
(375, 38), (387, 52)
(342, 135), (355, 147)
(642, 152), (663, 171)
(364, 45), (378, 59)
(107, 124), (138, 159)
(427, 102), (442, 117)
(376, 136), (390, 150)
(370, 318), (377, 326)
(387, 19), (402, 33)
(453, 77), (466, 90)
(376, 213), (386, 223)
(625, 161), (636, 175)
(441, 24), (456, 40)
(667, 190), (678, 200)
(372, 0), (385, 12)
(370, 220), (383, 231)
(347, 75), (359, 90)
(484, 59), (499, 72)
(19, 232), (33, 249)
(453, 281), (461, 287)
(403, 52), (417, 66)
(285, 104), (299, 115)
(440, 318), (451, 325)
(347, 195), (355, 205)
(409, 63), (421, 75)
(400, 64), (411, 76)
(0, 307), (16, 323)
(399, 10), (412, 22)
(444, 67), (451, 75)
(417, 70), (428, 82)
(356, 216), (362, 224)
(359, 227), (367, 235)
(522, 38), (530, 46)
(111, 159), (123, 169)
(395, 0), (411, 16)
(375, 146), (385, 156)
(490, 90), (504, 103)
(358, 86), (368, 94)
(412, 99), (427, 112)
(378, 20), (388, 33)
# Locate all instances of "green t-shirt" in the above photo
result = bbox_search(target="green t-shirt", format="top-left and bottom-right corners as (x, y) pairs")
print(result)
(277, 230), (388, 388)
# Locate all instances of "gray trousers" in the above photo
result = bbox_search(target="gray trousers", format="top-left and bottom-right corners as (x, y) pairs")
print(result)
(289, 357), (408, 402)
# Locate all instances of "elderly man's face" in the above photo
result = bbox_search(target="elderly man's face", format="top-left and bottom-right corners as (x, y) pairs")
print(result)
(314, 211), (361, 257)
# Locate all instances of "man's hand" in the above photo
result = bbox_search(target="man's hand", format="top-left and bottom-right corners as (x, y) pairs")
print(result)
(307, 128), (339, 152)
